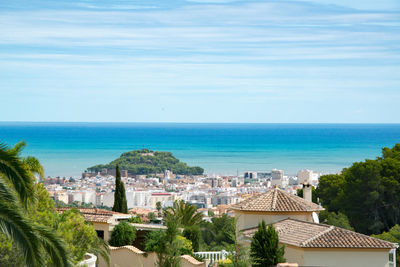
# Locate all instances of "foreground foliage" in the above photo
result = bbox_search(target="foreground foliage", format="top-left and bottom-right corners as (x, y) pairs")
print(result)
(0, 142), (71, 267)
(57, 209), (110, 264)
(0, 142), (109, 267)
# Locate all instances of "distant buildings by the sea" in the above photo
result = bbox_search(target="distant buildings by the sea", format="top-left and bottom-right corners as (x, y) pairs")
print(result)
(45, 167), (323, 213)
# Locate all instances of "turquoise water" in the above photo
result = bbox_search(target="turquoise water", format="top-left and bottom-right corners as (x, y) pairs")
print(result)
(1, 122), (400, 177)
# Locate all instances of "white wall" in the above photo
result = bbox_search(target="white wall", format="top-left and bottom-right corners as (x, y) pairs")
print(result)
(284, 246), (305, 266)
(303, 248), (391, 267)
(235, 211), (312, 231)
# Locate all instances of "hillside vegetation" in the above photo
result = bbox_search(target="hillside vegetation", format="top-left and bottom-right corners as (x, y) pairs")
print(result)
(87, 149), (204, 175)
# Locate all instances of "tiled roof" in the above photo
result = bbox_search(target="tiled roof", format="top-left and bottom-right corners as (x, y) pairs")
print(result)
(242, 218), (396, 249)
(231, 188), (324, 212)
(56, 207), (128, 223)
(129, 207), (153, 215)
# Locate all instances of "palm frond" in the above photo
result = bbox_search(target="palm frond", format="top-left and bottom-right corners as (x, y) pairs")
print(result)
(89, 237), (110, 267)
(23, 156), (45, 180)
(9, 141), (27, 156)
(34, 224), (72, 267)
(0, 201), (43, 267)
(0, 143), (33, 205)
(0, 176), (18, 204)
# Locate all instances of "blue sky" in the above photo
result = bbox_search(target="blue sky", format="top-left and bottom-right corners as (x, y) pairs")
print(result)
(1, 0), (399, 123)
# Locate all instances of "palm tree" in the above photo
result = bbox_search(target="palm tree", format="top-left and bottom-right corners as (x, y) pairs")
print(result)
(0, 142), (71, 267)
(164, 200), (203, 227)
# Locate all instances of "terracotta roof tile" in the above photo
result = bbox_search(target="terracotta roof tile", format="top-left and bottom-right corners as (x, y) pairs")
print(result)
(56, 207), (128, 223)
(231, 188), (323, 212)
(242, 218), (396, 249)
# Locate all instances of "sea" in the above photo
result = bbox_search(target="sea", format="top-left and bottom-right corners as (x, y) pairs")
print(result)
(1, 122), (400, 178)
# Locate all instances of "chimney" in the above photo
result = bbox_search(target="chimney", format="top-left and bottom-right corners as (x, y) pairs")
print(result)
(303, 184), (312, 203)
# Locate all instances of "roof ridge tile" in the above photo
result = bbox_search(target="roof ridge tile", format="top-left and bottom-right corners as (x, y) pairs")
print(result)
(301, 225), (334, 247)
(272, 188), (278, 210)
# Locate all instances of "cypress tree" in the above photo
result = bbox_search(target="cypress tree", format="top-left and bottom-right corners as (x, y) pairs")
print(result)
(112, 165), (128, 213)
(250, 220), (285, 267)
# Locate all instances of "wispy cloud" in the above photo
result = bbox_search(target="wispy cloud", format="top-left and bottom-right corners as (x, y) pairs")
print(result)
(0, 0), (399, 122)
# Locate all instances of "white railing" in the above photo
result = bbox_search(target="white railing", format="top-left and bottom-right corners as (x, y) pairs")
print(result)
(194, 250), (229, 263)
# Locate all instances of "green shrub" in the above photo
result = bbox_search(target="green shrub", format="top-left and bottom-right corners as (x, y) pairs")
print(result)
(109, 222), (136, 247)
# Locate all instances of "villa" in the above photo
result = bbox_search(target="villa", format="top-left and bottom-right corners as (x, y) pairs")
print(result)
(231, 187), (398, 267)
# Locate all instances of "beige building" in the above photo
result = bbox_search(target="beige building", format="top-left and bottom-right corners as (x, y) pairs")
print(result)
(231, 187), (324, 231)
(57, 208), (131, 241)
(231, 188), (397, 267)
(150, 192), (174, 209)
(57, 208), (206, 267)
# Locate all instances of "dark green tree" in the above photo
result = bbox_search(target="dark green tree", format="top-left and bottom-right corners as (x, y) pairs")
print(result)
(319, 210), (354, 231)
(109, 222), (136, 247)
(183, 226), (201, 252)
(250, 220), (285, 267)
(156, 201), (162, 217)
(316, 174), (345, 212)
(316, 144), (400, 235)
(88, 149), (204, 175)
(112, 165), (128, 214)
(200, 214), (235, 251)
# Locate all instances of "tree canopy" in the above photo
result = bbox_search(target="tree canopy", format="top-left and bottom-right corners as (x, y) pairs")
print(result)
(316, 143), (400, 235)
(200, 214), (235, 251)
(88, 149), (204, 175)
(109, 222), (136, 247)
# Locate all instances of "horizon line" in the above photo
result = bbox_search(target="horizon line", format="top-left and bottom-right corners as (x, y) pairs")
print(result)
(1, 121), (400, 125)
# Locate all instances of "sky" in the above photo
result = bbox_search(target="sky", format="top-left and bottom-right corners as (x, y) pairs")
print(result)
(1, 0), (399, 123)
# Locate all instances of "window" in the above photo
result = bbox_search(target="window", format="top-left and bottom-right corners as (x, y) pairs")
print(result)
(96, 230), (104, 240)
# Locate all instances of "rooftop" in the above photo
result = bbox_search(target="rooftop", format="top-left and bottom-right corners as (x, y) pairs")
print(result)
(231, 187), (324, 212)
(242, 218), (396, 249)
(57, 207), (129, 223)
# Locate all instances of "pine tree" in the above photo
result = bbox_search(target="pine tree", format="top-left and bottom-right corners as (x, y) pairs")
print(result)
(112, 165), (128, 213)
(250, 220), (285, 267)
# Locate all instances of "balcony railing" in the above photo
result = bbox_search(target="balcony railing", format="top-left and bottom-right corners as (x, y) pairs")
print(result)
(194, 250), (229, 263)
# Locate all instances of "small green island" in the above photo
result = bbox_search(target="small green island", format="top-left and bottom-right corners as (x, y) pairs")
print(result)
(87, 149), (204, 175)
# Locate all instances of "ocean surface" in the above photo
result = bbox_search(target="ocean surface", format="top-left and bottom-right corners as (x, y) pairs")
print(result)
(1, 122), (400, 178)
